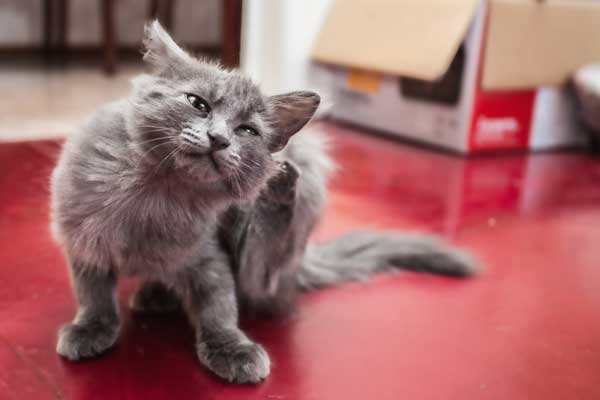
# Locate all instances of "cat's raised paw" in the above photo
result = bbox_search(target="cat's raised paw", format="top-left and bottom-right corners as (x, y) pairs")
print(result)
(264, 161), (300, 204)
(197, 340), (271, 384)
(56, 320), (119, 361)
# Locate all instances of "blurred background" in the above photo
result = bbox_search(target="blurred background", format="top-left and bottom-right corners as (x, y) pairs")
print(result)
(1, 0), (600, 152)
(0, 0), (236, 141)
(0, 0), (334, 143)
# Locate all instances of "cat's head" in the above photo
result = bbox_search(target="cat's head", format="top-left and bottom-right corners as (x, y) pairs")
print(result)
(127, 21), (319, 199)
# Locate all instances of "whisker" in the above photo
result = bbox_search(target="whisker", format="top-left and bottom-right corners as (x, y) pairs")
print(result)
(137, 136), (176, 146)
(229, 170), (241, 199)
(238, 160), (256, 170)
(136, 127), (176, 134)
(233, 170), (244, 200)
(153, 146), (181, 176)
(142, 141), (175, 156)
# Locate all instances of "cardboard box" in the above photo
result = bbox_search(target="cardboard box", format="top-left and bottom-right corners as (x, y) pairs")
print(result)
(311, 0), (600, 154)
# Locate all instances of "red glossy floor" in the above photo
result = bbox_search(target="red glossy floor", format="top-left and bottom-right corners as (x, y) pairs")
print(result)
(1, 123), (600, 400)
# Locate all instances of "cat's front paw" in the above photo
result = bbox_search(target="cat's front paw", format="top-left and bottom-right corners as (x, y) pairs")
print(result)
(197, 339), (271, 384)
(56, 319), (119, 361)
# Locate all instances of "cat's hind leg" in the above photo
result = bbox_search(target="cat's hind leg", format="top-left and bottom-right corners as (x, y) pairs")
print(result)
(235, 160), (301, 316)
(129, 281), (181, 314)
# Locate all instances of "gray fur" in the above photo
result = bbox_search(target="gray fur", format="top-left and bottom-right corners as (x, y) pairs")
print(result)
(51, 21), (477, 384)
(297, 231), (478, 290)
(56, 262), (119, 360)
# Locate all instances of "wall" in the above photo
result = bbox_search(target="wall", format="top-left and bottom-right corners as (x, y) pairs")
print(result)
(240, 0), (333, 95)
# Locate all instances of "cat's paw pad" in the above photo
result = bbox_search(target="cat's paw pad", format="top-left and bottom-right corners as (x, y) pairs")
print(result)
(266, 161), (300, 204)
(275, 161), (300, 187)
(197, 340), (271, 384)
(129, 282), (181, 314)
(56, 320), (119, 361)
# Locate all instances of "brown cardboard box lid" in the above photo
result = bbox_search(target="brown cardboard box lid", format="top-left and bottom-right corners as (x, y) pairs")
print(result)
(483, 0), (600, 90)
(312, 0), (480, 82)
(313, 0), (600, 90)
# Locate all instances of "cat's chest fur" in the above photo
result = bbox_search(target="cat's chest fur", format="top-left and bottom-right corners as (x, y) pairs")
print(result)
(110, 182), (221, 278)
(60, 173), (219, 280)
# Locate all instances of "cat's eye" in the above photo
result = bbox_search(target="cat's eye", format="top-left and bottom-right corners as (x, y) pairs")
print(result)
(236, 125), (260, 137)
(185, 94), (211, 116)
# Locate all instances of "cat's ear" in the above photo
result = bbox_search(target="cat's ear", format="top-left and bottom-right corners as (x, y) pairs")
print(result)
(267, 91), (320, 152)
(142, 20), (193, 76)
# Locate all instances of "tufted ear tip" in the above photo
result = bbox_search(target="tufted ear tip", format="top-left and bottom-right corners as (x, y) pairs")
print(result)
(266, 91), (321, 152)
(303, 91), (320, 102)
(144, 19), (162, 36)
(296, 91), (320, 110)
(142, 19), (193, 75)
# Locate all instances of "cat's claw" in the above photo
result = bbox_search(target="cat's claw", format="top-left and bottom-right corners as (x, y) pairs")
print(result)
(56, 320), (119, 361)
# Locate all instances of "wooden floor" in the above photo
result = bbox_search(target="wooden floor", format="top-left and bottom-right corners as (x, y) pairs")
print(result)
(0, 64), (142, 142)
(1, 122), (600, 399)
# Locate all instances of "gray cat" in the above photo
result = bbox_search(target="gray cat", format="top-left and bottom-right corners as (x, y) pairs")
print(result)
(50, 21), (478, 384)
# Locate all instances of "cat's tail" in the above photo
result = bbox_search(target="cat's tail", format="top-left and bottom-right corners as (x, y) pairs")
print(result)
(297, 230), (479, 290)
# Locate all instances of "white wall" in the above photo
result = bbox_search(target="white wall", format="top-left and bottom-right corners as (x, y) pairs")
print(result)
(240, 0), (333, 95)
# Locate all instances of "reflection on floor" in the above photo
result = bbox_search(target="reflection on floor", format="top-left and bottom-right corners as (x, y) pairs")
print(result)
(1, 122), (600, 400)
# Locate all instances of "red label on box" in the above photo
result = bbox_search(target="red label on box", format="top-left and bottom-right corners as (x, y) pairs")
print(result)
(468, 88), (537, 152)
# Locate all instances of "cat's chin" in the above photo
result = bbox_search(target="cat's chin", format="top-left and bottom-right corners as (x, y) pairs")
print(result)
(174, 152), (231, 183)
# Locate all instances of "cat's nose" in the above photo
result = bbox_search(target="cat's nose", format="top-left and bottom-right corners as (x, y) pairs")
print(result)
(207, 132), (230, 151)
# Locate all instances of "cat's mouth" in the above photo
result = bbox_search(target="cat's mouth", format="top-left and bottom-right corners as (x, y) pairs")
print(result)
(180, 149), (222, 173)
(181, 148), (206, 159)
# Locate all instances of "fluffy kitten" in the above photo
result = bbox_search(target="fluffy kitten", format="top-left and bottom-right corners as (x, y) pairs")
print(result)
(50, 21), (477, 384)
